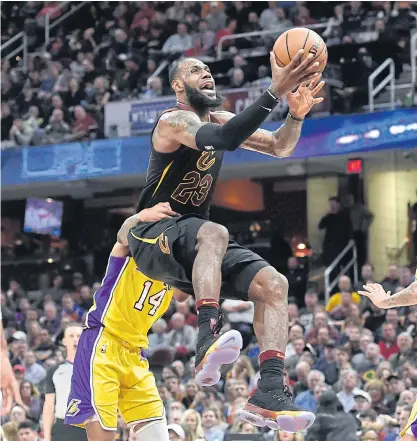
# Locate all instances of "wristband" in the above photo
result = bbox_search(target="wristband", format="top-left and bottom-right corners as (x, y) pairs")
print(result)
(288, 112), (304, 122)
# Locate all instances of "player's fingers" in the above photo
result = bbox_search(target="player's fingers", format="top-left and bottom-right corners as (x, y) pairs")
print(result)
(299, 72), (320, 84)
(159, 202), (172, 209)
(269, 51), (280, 72)
(358, 291), (370, 297)
(308, 74), (322, 90)
(286, 49), (306, 69)
(312, 97), (324, 104)
(1, 388), (13, 416)
(387, 291), (391, 296)
(311, 80), (325, 97)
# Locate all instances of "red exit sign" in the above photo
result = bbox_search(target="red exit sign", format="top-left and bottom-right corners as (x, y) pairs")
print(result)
(347, 158), (363, 174)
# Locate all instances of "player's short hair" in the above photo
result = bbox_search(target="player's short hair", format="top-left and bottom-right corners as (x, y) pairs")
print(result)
(168, 59), (183, 85)
(18, 420), (37, 432)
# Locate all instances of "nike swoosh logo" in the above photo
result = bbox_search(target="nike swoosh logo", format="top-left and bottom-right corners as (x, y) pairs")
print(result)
(261, 106), (272, 112)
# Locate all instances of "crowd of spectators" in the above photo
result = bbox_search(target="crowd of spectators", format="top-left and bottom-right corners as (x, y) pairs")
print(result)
(1, 254), (416, 440)
(2, 1), (416, 147)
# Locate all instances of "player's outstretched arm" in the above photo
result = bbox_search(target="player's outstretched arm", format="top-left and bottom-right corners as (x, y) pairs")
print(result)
(156, 51), (321, 154)
(117, 202), (178, 246)
(213, 75), (325, 158)
(359, 280), (417, 308)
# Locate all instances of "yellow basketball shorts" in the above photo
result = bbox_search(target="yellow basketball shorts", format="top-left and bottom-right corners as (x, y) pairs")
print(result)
(65, 327), (164, 430)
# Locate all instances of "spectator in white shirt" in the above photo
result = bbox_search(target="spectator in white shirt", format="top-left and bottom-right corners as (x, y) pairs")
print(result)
(147, 318), (170, 355)
(222, 299), (254, 348)
(162, 23), (193, 55)
(260, 3), (292, 30)
(337, 369), (362, 412)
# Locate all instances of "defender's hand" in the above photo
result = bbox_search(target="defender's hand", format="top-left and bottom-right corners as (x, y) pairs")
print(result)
(138, 202), (178, 222)
(286, 75), (325, 119)
(358, 283), (391, 309)
(269, 50), (321, 98)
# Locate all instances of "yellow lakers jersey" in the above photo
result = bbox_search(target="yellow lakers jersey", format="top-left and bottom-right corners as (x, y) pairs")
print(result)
(85, 256), (173, 348)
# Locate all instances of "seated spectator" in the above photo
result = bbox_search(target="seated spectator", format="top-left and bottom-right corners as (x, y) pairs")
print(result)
(326, 275), (361, 313)
(147, 318), (170, 355)
(17, 420), (40, 441)
(141, 77), (164, 100)
(43, 109), (71, 144)
(286, 323), (305, 357)
(70, 52), (85, 79)
(260, 3), (292, 30)
(389, 332), (413, 370)
(295, 370), (325, 412)
(355, 263), (376, 291)
(305, 311), (340, 344)
(206, 1), (227, 32)
(378, 322), (399, 360)
(65, 77), (86, 109)
(299, 290), (318, 329)
(9, 118), (33, 146)
(229, 68), (246, 88)
(61, 294), (84, 322)
(353, 389), (372, 413)
(293, 361), (311, 397)
(380, 264), (399, 294)
(1, 102), (14, 141)
(23, 350), (46, 386)
(364, 379), (389, 414)
(71, 106), (98, 141)
(337, 369), (363, 412)
(251, 65), (272, 90)
(162, 23), (193, 55)
(196, 19), (216, 53)
(202, 407), (224, 441)
(90, 76), (111, 112)
(165, 313), (197, 359)
(313, 341), (339, 385)
(352, 342), (384, 375)
(294, 5), (317, 26)
(329, 292), (358, 321)
(305, 390), (358, 441)
(19, 380), (42, 421)
(215, 17), (237, 48)
(222, 299), (254, 349)
(323, 4), (344, 45)
(363, 301), (386, 333)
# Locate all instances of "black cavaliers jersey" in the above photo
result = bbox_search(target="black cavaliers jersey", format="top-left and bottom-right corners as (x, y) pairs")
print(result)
(137, 108), (224, 219)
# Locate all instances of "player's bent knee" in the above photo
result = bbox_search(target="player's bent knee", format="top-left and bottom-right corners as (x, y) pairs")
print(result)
(249, 266), (289, 304)
(196, 222), (229, 251)
(132, 419), (170, 441)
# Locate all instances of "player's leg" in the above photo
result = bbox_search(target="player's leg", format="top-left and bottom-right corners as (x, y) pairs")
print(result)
(174, 219), (243, 386)
(85, 421), (116, 441)
(218, 245), (315, 432)
(65, 328), (120, 439)
(119, 351), (169, 441)
(129, 216), (243, 386)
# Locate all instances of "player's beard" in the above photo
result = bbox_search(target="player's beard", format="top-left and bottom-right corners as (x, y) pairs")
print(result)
(184, 83), (224, 116)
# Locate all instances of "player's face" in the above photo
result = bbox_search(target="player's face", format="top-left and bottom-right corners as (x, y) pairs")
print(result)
(178, 59), (223, 112)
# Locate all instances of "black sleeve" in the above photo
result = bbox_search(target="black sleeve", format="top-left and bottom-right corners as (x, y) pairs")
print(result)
(195, 89), (280, 152)
(45, 364), (59, 394)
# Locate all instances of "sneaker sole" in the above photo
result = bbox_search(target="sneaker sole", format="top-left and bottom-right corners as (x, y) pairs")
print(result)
(195, 330), (243, 387)
(239, 403), (315, 433)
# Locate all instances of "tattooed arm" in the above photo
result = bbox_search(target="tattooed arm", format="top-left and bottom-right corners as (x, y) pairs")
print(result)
(117, 213), (142, 246)
(214, 111), (303, 158)
(359, 280), (417, 309)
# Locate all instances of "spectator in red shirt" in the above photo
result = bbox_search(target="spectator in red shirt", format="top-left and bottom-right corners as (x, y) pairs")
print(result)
(294, 5), (317, 26)
(215, 18), (237, 47)
(378, 322), (399, 360)
(71, 106), (97, 141)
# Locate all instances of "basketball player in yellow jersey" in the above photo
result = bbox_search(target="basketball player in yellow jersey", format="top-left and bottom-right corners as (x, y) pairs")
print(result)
(359, 270), (417, 440)
(65, 202), (187, 441)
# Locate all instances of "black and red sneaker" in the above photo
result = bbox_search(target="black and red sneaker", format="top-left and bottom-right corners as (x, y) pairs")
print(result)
(239, 385), (315, 432)
(194, 315), (242, 387)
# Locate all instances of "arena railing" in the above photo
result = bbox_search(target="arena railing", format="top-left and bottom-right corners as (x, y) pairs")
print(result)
(324, 239), (358, 305)
(368, 58), (395, 113)
(1, 32), (28, 72)
(216, 23), (327, 60)
(45, 1), (88, 45)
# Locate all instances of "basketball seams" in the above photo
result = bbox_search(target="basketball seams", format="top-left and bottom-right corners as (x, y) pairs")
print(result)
(302, 30), (310, 50)
(285, 31), (292, 61)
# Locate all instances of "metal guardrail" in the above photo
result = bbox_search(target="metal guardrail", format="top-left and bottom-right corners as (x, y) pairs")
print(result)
(45, 1), (88, 45)
(217, 23), (327, 59)
(368, 58), (395, 112)
(1, 32), (28, 72)
(324, 239), (358, 304)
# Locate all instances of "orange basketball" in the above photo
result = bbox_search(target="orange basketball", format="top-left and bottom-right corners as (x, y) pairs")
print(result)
(273, 27), (328, 72)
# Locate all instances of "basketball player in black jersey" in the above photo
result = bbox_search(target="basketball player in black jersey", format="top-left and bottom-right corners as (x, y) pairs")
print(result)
(120, 51), (324, 433)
